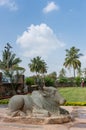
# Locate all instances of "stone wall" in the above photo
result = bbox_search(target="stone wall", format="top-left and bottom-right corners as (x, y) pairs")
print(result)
(0, 72), (24, 99)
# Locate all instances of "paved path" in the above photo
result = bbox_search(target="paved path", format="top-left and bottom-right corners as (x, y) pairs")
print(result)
(0, 106), (86, 130)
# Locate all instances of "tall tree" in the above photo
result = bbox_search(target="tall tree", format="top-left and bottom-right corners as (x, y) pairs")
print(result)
(63, 46), (83, 77)
(48, 71), (57, 80)
(0, 43), (25, 93)
(28, 56), (47, 88)
(59, 68), (66, 77)
(28, 56), (47, 75)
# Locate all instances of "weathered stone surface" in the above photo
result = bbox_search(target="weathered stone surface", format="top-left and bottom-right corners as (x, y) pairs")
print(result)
(1, 113), (71, 124)
(8, 87), (69, 118)
(5, 87), (72, 125)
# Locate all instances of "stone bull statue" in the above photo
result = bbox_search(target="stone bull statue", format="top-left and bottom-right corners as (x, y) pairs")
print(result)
(8, 87), (69, 117)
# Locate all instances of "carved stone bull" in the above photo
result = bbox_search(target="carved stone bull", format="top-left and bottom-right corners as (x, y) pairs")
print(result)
(8, 87), (69, 117)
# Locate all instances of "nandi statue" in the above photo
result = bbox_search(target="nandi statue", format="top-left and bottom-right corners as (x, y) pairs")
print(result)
(8, 87), (69, 117)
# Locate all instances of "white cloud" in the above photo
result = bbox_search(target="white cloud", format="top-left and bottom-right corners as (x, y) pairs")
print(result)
(0, 0), (18, 11)
(16, 23), (65, 58)
(43, 1), (59, 13)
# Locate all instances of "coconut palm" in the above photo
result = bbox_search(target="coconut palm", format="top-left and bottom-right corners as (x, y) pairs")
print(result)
(39, 60), (47, 75)
(28, 56), (47, 75)
(59, 68), (66, 77)
(28, 56), (47, 88)
(63, 46), (83, 77)
(0, 43), (22, 71)
(48, 71), (57, 80)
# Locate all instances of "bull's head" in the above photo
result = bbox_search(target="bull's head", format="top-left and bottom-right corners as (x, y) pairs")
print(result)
(42, 86), (66, 105)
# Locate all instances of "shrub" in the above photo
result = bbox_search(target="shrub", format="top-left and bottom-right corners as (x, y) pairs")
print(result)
(64, 102), (86, 106)
(25, 77), (35, 86)
(74, 76), (81, 86)
(44, 76), (55, 86)
(58, 77), (68, 83)
(0, 99), (9, 104)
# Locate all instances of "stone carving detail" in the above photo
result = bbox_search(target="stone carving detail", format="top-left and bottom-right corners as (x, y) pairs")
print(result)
(8, 87), (69, 117)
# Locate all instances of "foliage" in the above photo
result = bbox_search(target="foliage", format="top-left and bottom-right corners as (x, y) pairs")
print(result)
(0, 99), (9, 104)
(58, 77), (68, 83)
(64, 102), (86, 106)
(59, 68), (66, 77)
(63, 46), (83, 77)
(47, 71), (57, 80)
(74, 76), (81, 86)
(77, 67), (82, 77)
(44, 76), (55, 86)
(25, 77), (35, 85)
(0, 43), (25, 93)
(28, 56), (47, 75)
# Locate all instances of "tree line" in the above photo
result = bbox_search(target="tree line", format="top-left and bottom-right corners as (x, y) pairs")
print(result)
(0, 43), (85, 93)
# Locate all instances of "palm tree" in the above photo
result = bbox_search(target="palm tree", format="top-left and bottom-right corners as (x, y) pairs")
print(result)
(0, 43), (22, 71)
(0, 43), (25, 93)
(39, 60), (47, 75)
(28, 56), (47, 88)
(28, 56), (47, 75)
(48, 71), (57, 80)
(59, 68), (66, 77)
(63, 46), (83, 77)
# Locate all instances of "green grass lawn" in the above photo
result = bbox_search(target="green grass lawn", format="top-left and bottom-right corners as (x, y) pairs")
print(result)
(58, 87), (86, 102)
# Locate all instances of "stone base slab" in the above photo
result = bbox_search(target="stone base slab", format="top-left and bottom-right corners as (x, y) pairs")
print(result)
(1, 114), (71, 125)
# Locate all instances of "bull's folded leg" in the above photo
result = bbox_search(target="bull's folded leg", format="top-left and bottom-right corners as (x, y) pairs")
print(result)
(32, 107), (51, 117)
(8, 110), (26, 117)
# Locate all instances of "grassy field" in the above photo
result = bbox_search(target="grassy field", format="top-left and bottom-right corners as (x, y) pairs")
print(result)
(58, 87), (86, 102)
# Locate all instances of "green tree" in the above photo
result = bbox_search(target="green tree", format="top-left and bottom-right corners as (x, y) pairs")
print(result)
(28, 56), (47, 75)
(48, 71), (57, 80)
(44, 76), (55, 86)
(28, 56), (47, 88)
(59, 68), (66, 77)
(0, 43), (25, 93)
(63, 46), (83, 77)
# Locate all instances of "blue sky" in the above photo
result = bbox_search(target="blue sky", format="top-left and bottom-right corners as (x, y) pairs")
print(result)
(0, 0), (86, 76)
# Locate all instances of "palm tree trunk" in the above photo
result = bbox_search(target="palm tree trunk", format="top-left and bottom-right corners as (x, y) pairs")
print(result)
(74, 68), (75, 78)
